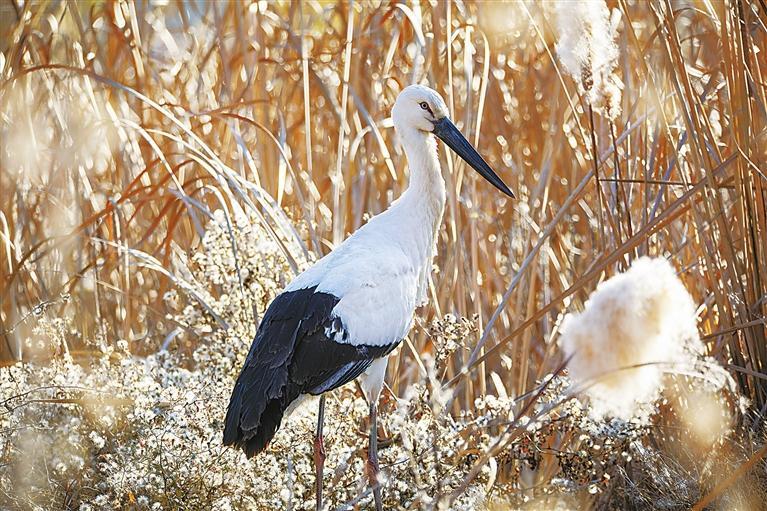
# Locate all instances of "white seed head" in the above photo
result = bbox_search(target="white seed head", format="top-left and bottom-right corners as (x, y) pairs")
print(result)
(560, 257), (701, 420)
(554, 0), (623, 119)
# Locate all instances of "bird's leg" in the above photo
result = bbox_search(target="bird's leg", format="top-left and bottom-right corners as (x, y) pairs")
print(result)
(367, 401), (383, 511)
(314, 395), (326, 511)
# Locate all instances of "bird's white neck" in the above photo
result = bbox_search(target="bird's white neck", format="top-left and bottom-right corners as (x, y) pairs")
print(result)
(393, 124), (446, 231)
(398, 127), (445, 200)
(383, 125), (446, 303)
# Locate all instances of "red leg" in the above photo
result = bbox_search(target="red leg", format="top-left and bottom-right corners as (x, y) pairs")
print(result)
(367, 401), (383, 511)
(314, 395), (326, 511)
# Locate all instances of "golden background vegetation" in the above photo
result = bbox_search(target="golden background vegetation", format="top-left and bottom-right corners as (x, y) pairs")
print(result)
(0, 0), (765, 507)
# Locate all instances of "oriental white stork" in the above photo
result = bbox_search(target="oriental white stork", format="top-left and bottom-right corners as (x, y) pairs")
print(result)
(223, 84), (514, 510)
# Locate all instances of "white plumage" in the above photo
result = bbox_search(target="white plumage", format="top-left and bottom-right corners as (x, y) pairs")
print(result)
(285, 86), (453, 403)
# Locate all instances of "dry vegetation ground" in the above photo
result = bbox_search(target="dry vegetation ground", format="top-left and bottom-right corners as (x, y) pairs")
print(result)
(0, 1), (766, 510)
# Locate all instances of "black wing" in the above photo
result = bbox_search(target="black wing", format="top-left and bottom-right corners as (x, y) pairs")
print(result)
(223, 286), (396, 458)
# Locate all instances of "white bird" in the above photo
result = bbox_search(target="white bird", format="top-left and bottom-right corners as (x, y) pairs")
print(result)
(223, 84), (513, 510)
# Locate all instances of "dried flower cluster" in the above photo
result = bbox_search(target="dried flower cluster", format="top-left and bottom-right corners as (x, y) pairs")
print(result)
(1, 220), (750, 509)
(475, 374), (647, 506)
(554, 0), (623, 119)
(429, 313), (478, 370)
(0, 212), (491, 510)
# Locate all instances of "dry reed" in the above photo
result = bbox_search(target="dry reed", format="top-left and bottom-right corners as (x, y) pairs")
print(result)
(1, 1), (765, 509)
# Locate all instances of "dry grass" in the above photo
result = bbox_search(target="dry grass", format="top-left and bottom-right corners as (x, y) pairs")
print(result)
(0, 0), (766, 509)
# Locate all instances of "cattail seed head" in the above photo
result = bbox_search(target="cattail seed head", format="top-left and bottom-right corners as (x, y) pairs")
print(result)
(560, 257), (702, 420)
(554, 0), (624, 119)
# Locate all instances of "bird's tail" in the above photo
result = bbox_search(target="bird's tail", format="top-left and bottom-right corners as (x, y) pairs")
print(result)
(223, 380), (301, 458)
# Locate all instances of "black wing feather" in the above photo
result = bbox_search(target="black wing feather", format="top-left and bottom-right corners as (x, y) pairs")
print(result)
(223, 286), (397, 458)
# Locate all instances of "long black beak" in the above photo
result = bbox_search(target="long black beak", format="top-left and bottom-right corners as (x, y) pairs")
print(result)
(432, 117), (515, 198)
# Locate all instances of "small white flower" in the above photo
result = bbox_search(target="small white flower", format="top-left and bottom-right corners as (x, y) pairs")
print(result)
(89, 431), (106, 449)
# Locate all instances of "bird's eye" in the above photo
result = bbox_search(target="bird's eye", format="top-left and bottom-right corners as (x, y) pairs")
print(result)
(419, 102), (429, 110)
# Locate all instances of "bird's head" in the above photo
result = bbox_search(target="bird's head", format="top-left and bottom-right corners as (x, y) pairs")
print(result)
(391, 84), (449, 132)
(392, 84), (515, 198)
